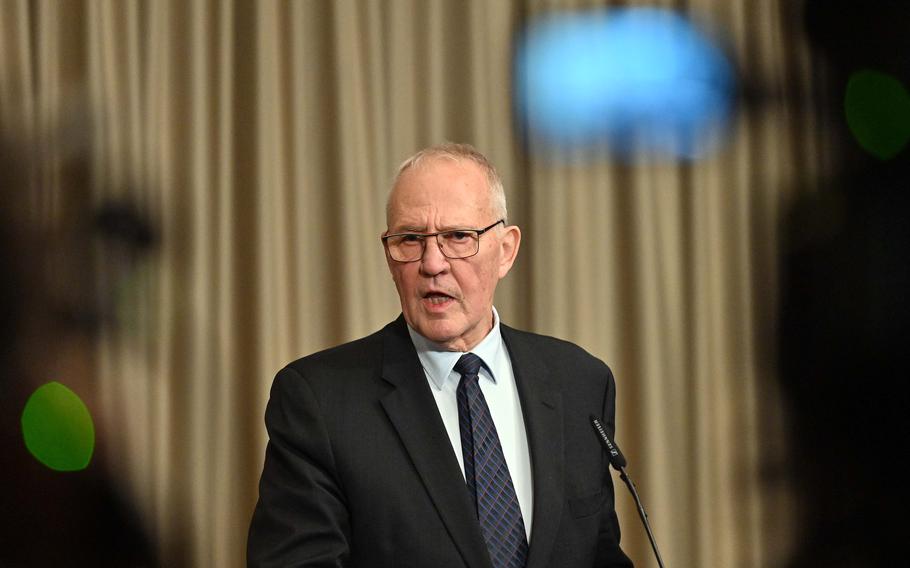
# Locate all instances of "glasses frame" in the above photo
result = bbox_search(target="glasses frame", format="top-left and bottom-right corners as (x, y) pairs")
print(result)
(381, 219), (505, 263)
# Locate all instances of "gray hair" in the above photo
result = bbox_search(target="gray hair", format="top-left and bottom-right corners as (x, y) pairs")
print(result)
(388, 142), (508, 224)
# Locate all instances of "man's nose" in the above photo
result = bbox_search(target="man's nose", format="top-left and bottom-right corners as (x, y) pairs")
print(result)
(419, 237), (450, 275)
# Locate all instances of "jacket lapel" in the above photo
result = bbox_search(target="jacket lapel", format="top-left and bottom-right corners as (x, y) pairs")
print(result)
(501, 325), (565, 568)
(378, 317), (493, 568)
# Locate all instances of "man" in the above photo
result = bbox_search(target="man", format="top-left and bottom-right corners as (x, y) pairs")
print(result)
(248, 144), (633, 567)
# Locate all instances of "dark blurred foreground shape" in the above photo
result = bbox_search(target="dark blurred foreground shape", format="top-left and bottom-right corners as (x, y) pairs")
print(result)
(0, 126), (158, 565)
(779, 1), (909, 565)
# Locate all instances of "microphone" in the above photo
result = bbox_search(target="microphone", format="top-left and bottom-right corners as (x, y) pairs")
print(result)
(591, 416), (666, 568)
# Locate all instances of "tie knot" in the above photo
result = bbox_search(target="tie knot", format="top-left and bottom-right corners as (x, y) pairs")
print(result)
(454, 352), (484, 378)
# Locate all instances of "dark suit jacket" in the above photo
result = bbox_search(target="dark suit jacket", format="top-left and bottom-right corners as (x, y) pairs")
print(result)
(248, 316), (633, 568)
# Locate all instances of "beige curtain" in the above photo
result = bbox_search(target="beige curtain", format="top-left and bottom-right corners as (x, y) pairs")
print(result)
(0, 1), (824, 566)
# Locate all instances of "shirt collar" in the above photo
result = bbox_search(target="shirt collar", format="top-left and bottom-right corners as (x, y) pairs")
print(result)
(407, 306), (505, 390)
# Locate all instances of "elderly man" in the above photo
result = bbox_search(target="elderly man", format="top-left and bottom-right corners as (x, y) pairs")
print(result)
(248, 144), (633, 568)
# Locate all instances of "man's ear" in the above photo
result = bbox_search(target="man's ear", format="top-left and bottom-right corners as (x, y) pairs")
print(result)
(497, 225), (521, 278)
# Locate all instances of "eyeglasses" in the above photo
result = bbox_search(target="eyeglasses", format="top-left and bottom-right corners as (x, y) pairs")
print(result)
(382, 220), (504, 262)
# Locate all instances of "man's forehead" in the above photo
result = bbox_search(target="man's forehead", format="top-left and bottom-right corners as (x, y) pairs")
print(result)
(388, 160), (491, 219)
(389, 206), (489, 231)
(396, 157), (484, 189)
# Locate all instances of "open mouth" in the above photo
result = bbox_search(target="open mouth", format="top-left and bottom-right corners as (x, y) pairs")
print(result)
(423, 292), (454, 306)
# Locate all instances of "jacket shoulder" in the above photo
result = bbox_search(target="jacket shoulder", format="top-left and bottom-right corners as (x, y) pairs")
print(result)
(502, 325), (614, 377)
(283, 324), (387, 380)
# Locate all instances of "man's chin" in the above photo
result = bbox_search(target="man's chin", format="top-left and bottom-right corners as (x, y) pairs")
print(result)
(421, 327), (459, 345)
(413, 320), (463, 348)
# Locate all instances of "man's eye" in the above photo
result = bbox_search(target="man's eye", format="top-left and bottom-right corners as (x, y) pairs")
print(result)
(445, 231), (472, 242)
(400, 234), (423, 244)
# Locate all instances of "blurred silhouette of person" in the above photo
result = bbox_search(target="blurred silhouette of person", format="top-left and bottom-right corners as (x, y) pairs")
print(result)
(780, 163), (908, 567)
(0, 123), (158, 565)
(778, 1), (909, 565)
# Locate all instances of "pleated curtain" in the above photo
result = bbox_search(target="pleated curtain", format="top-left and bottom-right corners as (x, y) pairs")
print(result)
(0, 1), (827, 566)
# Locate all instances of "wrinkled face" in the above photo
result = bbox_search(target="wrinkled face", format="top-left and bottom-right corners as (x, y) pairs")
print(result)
(384, 158), (520, 352)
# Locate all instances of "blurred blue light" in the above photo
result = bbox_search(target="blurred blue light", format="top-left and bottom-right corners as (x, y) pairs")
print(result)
(515, 8), (735, 160)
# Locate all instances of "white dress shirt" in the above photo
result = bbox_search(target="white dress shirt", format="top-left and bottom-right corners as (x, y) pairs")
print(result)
(406, 307), (534, 540)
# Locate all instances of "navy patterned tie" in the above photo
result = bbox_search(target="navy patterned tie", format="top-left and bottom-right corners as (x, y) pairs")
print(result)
(455, 352), (529, 568)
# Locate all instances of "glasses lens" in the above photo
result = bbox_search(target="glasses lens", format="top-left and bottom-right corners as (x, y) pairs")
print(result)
(438, 230), (479, 259)
(386, 234), (424, 261)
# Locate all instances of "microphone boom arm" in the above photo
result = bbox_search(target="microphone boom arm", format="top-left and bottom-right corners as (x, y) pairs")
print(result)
(591, 416), (666, 568)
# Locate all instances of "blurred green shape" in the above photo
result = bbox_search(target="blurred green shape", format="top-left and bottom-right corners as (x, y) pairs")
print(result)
(845, 69), (910, 160)
(21, 381), (95, 472)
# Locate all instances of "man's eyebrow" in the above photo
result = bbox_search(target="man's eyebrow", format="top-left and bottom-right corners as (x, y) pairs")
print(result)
(391, 223), (476, 233)
(437, 224), (475, 231)
(391, 225), (427, 233)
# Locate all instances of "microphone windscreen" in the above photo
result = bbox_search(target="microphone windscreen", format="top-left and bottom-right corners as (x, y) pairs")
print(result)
(590, 416), (628, 469)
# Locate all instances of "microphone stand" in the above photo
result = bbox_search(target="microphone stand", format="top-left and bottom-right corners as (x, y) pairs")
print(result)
(616, 464), (665, 568)
(591, 416), (666, 568)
